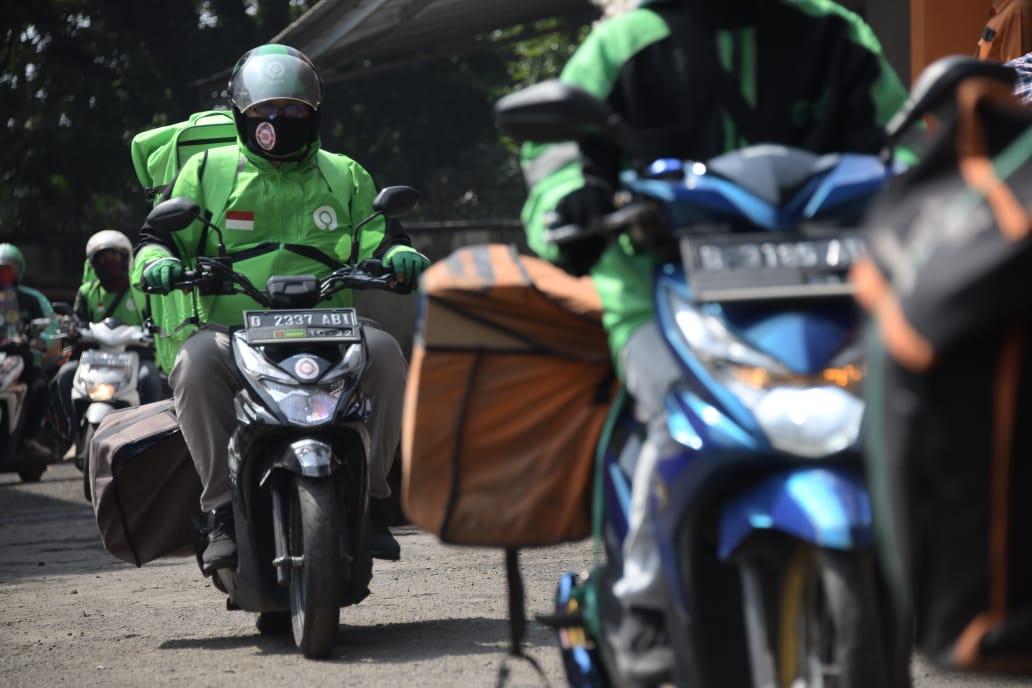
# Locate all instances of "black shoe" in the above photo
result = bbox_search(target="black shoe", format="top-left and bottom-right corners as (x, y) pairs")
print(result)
(609, 607), (674, 684)
(368, 500), (400, 561)
(20, 438), (51, 464)
(202, 504), (237, 573)
(255, 610), (292, 635)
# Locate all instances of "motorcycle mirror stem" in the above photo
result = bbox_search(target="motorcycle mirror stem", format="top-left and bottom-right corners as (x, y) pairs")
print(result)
(144, 197), (228, 257)
(348, 185), (420, 267)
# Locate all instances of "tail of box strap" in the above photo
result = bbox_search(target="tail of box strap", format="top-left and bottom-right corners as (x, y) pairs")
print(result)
(401, 244), (617, 548)
(89, 399), (203, 567)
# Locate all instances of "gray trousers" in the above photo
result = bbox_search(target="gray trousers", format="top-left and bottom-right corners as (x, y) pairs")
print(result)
(170, 325), (407, 513)
(612, 321), (683, 611)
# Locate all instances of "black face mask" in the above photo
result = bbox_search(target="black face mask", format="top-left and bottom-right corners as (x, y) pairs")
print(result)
(94, 254), (129, 293)
(243, 116), (315, 160)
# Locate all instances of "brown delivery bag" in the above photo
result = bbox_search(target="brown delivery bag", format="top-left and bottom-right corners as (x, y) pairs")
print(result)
(402, 244), (617, 547)
(90, 399), (203, 566)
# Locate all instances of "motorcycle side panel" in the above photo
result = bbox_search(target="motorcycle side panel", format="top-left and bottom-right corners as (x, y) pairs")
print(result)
(717, 466), (873, 559)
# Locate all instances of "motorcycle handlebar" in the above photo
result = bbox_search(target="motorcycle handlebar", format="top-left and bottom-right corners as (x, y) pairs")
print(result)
(142, 260), (412, 300)
(544, 203), (659, 246)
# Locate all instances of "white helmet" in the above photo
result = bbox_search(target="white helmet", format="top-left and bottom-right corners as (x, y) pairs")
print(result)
(85, 230), (133, 269)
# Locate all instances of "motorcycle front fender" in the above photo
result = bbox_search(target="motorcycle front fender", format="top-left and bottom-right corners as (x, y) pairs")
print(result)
(85, 402), (116, 426)
(717, 466), (873, 560)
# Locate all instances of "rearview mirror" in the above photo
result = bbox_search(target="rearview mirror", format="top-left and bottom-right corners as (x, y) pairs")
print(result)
(494, 80), (631, 150)
(372, 186), (420, 218)
(145, 197), (202, 234)
(51, 302), (73, 317)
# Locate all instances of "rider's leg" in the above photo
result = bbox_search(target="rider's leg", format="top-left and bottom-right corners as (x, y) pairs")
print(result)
(137, 359), (162, 405)
(360, 324), (408, 560)
(169, 327), (240, 571)
(611, 320), (682, 679)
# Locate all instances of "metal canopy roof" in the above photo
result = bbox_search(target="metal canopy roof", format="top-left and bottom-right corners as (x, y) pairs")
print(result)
(269, 0), (600, 83)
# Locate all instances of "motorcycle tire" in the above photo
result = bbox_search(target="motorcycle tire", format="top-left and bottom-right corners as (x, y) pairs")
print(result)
(775, 544), (888, 688)
(81, 424), (95, 502)
(287, 476), (343, 658)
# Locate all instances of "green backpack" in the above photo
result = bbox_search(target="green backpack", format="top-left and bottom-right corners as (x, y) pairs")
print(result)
(130, 110), (237, 201)
(130, 110), (238, 372)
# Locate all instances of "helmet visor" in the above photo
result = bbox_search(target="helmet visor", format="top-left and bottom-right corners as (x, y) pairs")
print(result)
(231, 52), (321, 113)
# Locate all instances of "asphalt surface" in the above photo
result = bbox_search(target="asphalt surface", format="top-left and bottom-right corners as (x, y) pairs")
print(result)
(2, 461), (1031, 687)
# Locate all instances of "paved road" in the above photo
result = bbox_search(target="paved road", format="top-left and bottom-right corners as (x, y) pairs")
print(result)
(2, 462), (1031, 687)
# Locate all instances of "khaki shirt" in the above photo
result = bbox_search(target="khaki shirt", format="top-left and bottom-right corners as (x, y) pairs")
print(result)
(977, 0), (1032, 62)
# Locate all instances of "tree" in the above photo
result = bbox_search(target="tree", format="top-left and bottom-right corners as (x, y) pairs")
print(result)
(0, 0), (312, 286)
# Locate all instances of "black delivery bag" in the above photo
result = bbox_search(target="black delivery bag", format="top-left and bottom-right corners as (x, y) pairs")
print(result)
(855, 72), (1032, 673)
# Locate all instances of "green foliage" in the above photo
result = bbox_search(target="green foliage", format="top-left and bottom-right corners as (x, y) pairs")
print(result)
(0, 0), (314, 283)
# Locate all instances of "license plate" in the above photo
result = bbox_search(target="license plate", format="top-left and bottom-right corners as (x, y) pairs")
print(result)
(681, 232), (867, 302)
(244, 308), (360, 345)
(80, 350), (136, 367)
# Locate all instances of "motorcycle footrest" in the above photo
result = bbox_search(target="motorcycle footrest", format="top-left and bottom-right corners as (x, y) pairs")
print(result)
(536, 611), (585, 629)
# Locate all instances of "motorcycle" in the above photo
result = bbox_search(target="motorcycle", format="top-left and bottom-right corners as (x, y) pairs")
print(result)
(142, 184), (420, 658)
(66, 316), (153, 500)
(495, 83), (909, 687)
(0, 317), (64, 482)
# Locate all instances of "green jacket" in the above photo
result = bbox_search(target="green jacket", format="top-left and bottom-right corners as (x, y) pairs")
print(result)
(134, 137), (417, 371)
(73, 280), (147, 325)
(520, 0), (910, 377)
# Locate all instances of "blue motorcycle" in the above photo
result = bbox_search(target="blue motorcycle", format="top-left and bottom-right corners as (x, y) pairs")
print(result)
(495, 82), (907, 688)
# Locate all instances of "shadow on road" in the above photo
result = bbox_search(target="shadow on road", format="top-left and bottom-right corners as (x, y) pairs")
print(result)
(158, 615), (558, 662)
(0, 470), (127, 583)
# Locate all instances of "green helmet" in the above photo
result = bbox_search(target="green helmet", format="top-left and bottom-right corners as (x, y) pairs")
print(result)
(229, 44), (322, 114)
(0, 243), (25, 280)
(228, 44), (323, 160)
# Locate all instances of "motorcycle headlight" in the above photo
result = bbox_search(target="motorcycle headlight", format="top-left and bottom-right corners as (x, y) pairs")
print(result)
(77, 364), (134, 400)
(261, 380), (347, 426)
(232, 332), (351, 426)
(233, 332), (295, 384)
(669, 288), (864, 457)
(321, 342), (364, 383)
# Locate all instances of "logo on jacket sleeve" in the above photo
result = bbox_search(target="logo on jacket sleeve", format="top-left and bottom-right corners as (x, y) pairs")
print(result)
(226, 210), (255, 231)
(313, 206), (338, 232)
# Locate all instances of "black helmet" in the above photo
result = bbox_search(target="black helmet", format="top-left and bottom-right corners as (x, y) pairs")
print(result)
(228, 44), (323, 160)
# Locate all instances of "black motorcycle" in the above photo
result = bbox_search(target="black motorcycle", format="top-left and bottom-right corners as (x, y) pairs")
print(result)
(143, 185), (419, 657)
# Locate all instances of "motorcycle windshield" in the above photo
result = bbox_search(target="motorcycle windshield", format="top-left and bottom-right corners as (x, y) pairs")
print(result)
(627, 148), (896, 232)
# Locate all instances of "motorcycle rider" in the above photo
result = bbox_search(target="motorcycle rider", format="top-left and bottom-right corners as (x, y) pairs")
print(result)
(53, 230), (161, 444)
(0, 243), (57, 463)
(518, 0), (911, 680)
(134, 44), (429, 573)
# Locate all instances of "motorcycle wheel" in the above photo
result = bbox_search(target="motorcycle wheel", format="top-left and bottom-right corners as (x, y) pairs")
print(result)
(81, 424), (95, 502)
(286, 476), (342, 658)
(775, 544), (887, 688)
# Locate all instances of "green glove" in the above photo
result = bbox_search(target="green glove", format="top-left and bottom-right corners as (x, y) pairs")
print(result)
(385, 248), (430, 285)
(142, 258), (185, 294)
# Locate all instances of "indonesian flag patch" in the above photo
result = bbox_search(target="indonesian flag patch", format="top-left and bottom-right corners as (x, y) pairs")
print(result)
(225, 210), (255, 231)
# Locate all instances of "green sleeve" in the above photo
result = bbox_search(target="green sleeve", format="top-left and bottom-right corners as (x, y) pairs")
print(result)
(328, 155), (387, 263)
(519, 10), (670, 261)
